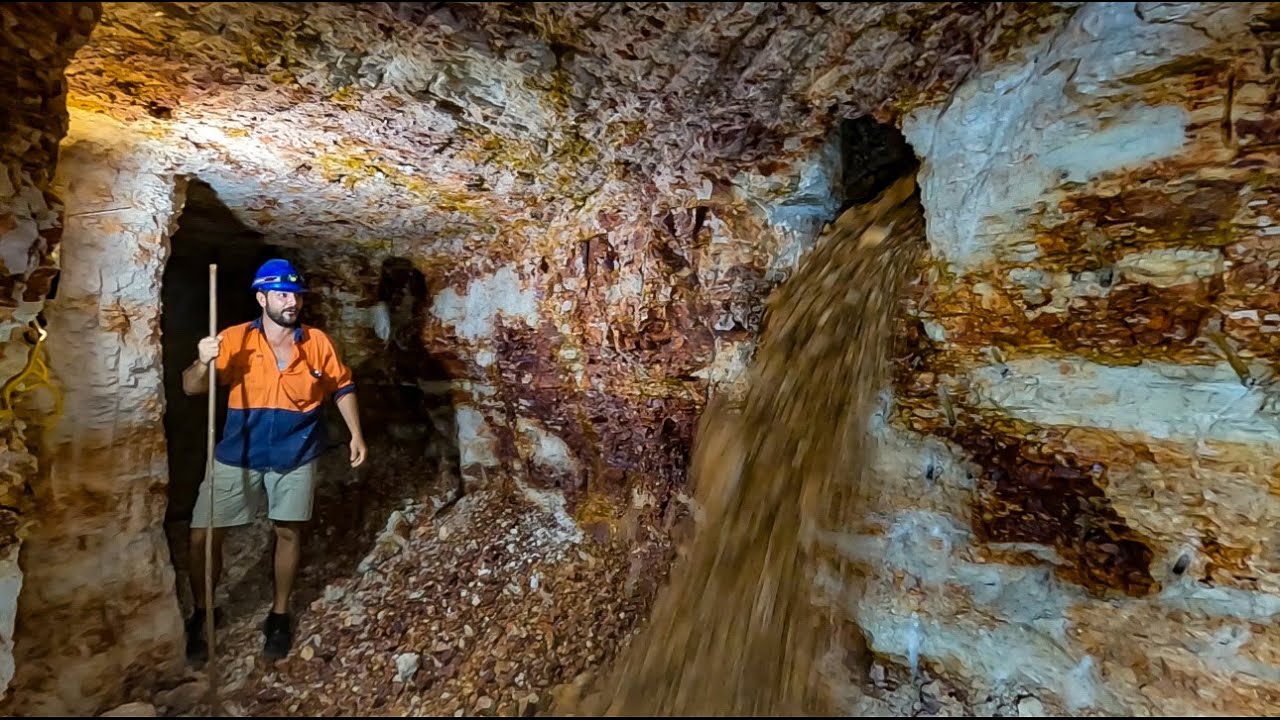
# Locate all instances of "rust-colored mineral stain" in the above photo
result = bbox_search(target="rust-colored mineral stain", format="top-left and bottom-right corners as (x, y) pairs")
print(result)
(1219, 236), (1280, 358)
(953, 422), (1157, 597)
(1235, 116), (1280, 148)
(1027, 281), (1219, 355)
(922, 273), (1222, 367)
(486, 321), (704, 516)
(1199, 534), (1261, 588)
(1043, 178), (1242, 266)
(578, 174), (927, 715)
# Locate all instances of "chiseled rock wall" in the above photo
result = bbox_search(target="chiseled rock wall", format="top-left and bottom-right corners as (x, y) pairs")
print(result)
(279, 157), (826, 540)
(12, 1), (1280, 716)
(0, 1), (100, 703)
(55, 0), (1035, 541)
(3, 119), (186, 715)
(837, 3), (1280, 715)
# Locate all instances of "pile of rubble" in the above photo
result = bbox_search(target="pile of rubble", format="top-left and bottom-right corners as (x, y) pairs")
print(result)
(174, 483), (671, 717)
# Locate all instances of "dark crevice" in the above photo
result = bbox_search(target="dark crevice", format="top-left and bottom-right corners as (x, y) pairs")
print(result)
(161, 179), (278, 528)
(835, 115), (917, 213)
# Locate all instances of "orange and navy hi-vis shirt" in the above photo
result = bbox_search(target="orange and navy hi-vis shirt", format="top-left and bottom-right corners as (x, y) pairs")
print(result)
(212, 318), (355, 472)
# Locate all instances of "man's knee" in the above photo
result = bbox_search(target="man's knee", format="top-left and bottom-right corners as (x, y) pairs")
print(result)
(273, 521), (305, 543)
(190, 526), (225, 547)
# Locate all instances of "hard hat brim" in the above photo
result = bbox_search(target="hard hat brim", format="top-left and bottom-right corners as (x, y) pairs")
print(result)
(254, 282), (308, 294)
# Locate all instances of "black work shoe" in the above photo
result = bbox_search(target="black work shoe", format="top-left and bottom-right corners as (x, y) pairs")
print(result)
(263, 611), (293, 660)
(185, 607), (224, 663)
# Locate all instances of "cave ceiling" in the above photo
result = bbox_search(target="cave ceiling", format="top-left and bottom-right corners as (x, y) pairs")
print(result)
(66, 1), (1063, 252)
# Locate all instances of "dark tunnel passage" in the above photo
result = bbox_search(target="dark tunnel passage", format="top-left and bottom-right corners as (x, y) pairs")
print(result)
(352, 256), (464, 512)
(160, 178), (280, 611)
(159, 191), (468, 629)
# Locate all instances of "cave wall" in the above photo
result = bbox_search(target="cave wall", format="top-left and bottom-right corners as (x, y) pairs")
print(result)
(273, 178), (815, 538)
(13, 1), (1280, 716)
(57, 0), (1044, 543)
(0, 1), (100, 702)
(3, 117), (186, 715)
(835, 3), (1280, 715)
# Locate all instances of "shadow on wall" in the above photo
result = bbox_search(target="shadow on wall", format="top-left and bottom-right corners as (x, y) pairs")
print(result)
(358, 256), (463, 509)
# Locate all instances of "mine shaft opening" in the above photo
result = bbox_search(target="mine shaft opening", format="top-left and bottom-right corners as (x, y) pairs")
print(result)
(159, 182), (464, 634)
(160, 178), (283, 616)
(834, 115), (918, 212)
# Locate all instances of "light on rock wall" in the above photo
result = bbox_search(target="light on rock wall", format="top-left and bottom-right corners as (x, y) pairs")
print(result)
(371, 301), (391, 342)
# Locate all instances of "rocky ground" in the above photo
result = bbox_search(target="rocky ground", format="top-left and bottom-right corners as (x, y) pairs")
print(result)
(147, 433), (674, 718)
(109, 446), (1042, 720)
(231, 488), (671, 717)
(110, 428), (1041, 719)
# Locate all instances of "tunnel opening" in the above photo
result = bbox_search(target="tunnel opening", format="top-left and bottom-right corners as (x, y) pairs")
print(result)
(160, 178), (281, 616)
(364, 255), (463, 510)
(159, 190), (464, 655)
(834, 115), (917, 214)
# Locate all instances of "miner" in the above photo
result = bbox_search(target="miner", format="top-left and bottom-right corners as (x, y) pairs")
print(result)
(181, 258), (368, 661)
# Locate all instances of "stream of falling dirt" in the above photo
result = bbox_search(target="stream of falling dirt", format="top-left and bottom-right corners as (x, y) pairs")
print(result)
(577, 173), (926, 716)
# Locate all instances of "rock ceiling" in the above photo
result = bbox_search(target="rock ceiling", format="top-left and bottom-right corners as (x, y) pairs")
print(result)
(65, 1), (1059, 251)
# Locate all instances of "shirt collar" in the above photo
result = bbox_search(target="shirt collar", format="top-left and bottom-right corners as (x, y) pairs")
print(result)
(250, 317), (303, 343)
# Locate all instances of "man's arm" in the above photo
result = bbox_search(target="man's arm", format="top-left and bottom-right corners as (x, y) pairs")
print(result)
(182, 359), (209, 395)
(182, 335), (222, 395)
(320, 332), (366, 468)
(336, 390), (366, 467)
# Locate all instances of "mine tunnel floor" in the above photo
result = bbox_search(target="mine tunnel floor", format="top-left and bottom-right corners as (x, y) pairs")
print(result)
(147, 447), (1048, 719)
(157, 447), (671, 718)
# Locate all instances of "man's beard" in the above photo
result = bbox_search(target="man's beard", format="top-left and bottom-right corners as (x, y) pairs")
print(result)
(267, 306), (299, 328)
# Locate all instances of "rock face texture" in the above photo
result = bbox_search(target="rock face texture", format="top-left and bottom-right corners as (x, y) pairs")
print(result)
(5, 119), (187, 716)
(61, 2), (1036, 531)
(5, 0), (1280, 716)
(0, 1), (100, 703)
(840, 3), (1280, 716)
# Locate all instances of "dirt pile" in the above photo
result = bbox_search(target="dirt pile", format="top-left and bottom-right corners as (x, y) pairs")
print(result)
(583, 173), (926, 715)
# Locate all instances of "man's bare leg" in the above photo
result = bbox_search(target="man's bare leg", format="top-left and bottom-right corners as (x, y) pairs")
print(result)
(186, 526), (226, 661)
(189, 526), (227, 611)
(265, 520), (305, 660)
(271, 521), (305, 613)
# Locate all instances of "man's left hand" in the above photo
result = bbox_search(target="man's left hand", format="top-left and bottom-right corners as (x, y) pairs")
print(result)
(350, 436), (368, 468)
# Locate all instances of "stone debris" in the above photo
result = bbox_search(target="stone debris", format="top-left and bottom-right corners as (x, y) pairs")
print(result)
(152, 678), (208, 716)
(99, 701), (157, 717)
(184, 486), (670, 717)
(394, 653), (420, 683)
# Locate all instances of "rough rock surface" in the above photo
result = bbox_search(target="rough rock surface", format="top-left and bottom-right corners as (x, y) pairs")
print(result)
(829, 2), (1280, 716)
(15, 9), (1034, 712)
(60, 1), (1042, 521)
(0, 0), (100, 702)
(6, 1), (1280, 717)
(3, 121), (188, 716)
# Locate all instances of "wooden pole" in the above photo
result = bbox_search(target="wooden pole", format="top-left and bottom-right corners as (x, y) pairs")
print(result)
(204, 264), (221, 714)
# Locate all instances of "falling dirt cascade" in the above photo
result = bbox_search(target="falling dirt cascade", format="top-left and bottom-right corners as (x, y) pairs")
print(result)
(576, 172), (927, 715)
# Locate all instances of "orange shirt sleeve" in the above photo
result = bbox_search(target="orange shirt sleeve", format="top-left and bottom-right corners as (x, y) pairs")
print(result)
(214, 325), (246, 386)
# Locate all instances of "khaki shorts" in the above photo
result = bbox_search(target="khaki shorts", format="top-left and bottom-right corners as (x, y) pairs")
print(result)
(190, 460), (317, 528)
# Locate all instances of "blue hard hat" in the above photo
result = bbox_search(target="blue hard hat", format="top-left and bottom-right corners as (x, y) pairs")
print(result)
(251, 258), (307, 294)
